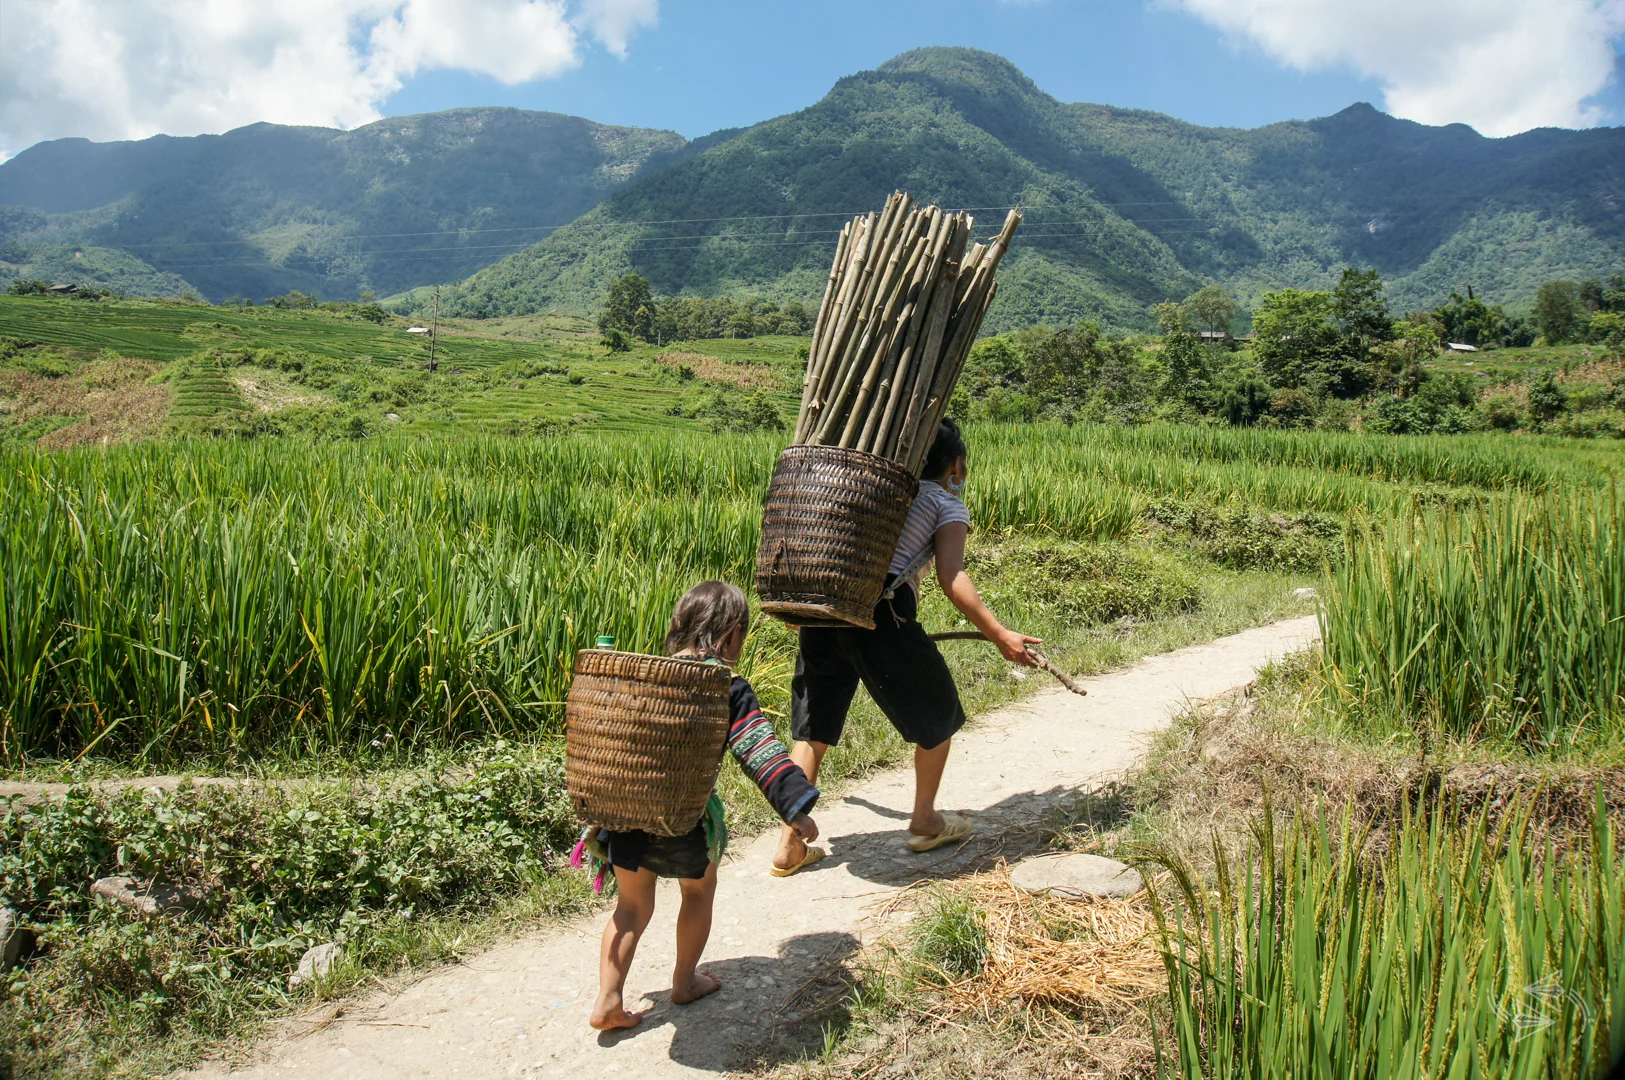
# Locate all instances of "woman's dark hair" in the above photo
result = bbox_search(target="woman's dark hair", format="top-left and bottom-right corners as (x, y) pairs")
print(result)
(921, 417), (968, 480)
(665, 580), (751, 656)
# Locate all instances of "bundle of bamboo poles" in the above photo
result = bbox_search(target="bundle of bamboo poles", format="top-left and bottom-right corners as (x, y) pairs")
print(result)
(794, 192), (1021, 475)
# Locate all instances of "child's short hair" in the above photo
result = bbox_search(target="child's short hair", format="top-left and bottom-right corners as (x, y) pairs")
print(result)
(922, 417), (968, 479)
(665, 580), (751, 657)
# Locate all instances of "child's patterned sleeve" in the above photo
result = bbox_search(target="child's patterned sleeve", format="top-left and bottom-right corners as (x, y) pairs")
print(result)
(727, 677), (818, 823)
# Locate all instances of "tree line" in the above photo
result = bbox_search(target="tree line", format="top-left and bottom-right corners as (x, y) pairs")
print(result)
(596, 274), (811, 349)
(950, 269), (1625, 438)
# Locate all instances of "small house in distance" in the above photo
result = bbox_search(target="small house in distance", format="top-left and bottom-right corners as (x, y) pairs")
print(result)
(46, 283), (79, 295)
(1198, 331), (1253, 346)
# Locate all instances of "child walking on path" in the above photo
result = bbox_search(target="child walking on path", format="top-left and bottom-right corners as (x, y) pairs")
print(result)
(588, 580), (821, 1031)
(774, 418), (1038, 875)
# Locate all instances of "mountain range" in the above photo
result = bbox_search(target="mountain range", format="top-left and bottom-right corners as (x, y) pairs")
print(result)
(3, 48), (1621, 330)
(0, 109), (685, 302)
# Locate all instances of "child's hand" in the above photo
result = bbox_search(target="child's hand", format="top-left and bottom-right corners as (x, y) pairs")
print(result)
(791, 814), (819, 842)
(995, 628), (1043, 666)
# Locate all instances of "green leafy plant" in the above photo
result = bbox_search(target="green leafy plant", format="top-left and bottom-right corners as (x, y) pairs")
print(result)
(1143, 795), (1625, 1079)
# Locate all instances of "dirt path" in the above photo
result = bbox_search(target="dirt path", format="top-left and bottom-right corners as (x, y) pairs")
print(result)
(184, 616), (1319, 1080)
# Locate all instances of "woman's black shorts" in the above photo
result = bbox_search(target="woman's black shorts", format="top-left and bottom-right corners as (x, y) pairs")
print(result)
(790, 580), (966, 750)
(601, 822), (711, 880)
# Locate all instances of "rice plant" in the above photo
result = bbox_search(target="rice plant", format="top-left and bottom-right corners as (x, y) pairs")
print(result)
(1146, 796), (1625, 1079)
(1319, 492), (1625, 741)
(0, 422), (1602, 762)
(0, 434), (777, 761)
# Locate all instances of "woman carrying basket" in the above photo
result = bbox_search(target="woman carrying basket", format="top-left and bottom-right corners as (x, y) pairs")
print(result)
(773, 419), (1039, 875)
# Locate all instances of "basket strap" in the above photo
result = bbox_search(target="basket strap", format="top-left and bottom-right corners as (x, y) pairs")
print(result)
(882, 542), (936, 601)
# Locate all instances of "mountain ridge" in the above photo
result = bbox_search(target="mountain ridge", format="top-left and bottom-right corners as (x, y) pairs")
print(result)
(433, 47), (1624, 328)
(0, 107), (688, 300)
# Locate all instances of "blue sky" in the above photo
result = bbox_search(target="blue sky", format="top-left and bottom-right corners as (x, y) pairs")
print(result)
(381, 0), (1393, 138)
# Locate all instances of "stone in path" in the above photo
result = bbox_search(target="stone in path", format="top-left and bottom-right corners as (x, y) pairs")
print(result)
(183, 615), (1319, 1080)
(90, 876), (205, 916)
(289, 943), (343, 990)
(1009, 852), (1143, 900)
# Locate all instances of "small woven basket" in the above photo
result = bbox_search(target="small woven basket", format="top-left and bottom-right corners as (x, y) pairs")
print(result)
(755, 445), (919, 630)
(564, 649), (731, 836)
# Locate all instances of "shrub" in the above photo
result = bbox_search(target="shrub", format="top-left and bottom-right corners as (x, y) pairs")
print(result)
(967, 538), (1202, 624)
(1315, 397), (1358, 432)
(1366, 374), (1480, 435)
(1481, 389), (1526, 431)
(1263, 387), (1316, 429)
(0, 745), (581, 1075)
(1528, 371), (1568, 422)
(696, 388), (785, 433)
(1219, 376), (1273, 427)
(1549, 410), (1625, 439)
(1144, 498), (1341, 572)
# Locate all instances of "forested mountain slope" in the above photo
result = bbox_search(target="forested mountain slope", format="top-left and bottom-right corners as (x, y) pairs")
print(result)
(438, 48), (1624, 329)
(0, 110), (687, 301)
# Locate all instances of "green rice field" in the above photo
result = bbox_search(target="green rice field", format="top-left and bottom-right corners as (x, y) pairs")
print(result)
(1, 418), (1618, 763)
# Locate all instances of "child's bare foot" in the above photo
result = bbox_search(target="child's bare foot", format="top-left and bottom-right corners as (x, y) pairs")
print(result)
(589, 994), (644, 1030)
(670, 970), (722, 1005)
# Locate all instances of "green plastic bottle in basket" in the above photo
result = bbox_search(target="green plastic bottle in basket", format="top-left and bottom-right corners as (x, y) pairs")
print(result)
(595, 634), (616, 650)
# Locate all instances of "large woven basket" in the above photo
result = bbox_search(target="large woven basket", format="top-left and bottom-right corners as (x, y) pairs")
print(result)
(755, 445), (919, 630)
(564, 650), (731, 836)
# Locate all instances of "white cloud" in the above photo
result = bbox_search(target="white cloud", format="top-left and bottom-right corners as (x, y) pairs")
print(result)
(574, 0), (659, 58)
(1166, 0), (1625, 135)
(0, 0), (656, 159)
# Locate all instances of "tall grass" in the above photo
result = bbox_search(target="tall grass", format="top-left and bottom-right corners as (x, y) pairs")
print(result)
(0, 435), (776, 761)
(1319, 493), (1625, 741)
(1, 424), (1590, 762)
(1148, 797), (1625, 1079)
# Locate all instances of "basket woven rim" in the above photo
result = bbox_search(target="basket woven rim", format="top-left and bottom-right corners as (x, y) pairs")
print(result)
(572, 648), (733, 678)
(775, 442), (920, 478)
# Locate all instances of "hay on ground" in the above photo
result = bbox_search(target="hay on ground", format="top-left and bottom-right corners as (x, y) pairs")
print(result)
(657, 350), (777, 390)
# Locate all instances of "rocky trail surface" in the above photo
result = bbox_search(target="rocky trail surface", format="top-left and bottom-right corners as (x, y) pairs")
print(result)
(184, 616), (1319, 1080)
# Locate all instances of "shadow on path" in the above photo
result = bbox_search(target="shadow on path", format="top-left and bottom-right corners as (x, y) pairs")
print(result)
(594, 930), (861, 1072)
(828, 783), (1135, 887)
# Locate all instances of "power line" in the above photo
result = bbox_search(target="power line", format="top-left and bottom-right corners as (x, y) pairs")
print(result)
(128, 225), (1251, 272)
(87, 201), (1166, 251)
(85, 198), (1303, 256)
(131, 216), (1244, 268)
(59, 186), (1519, 257)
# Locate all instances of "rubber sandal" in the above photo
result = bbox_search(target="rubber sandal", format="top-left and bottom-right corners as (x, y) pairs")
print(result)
(907, 811), (972, 853)
(770, 845), (826, 877)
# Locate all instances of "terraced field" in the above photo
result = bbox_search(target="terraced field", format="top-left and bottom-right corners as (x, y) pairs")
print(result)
(169, 360), (249, 418)
(0, 295), (806, 436)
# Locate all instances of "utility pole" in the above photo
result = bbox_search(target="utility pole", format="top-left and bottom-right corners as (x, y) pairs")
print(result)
(428, 285), (440, 372)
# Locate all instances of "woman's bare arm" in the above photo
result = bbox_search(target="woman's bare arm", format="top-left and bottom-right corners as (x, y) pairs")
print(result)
(932, 522), (1040, 666)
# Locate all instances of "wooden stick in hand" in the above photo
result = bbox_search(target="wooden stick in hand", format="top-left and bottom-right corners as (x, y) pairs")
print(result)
(928, 631), (1088, 697)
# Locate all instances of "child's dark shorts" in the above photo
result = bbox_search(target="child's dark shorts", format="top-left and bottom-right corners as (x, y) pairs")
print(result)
(600, 821), (711, 880)
(790, 580), (966, 751)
